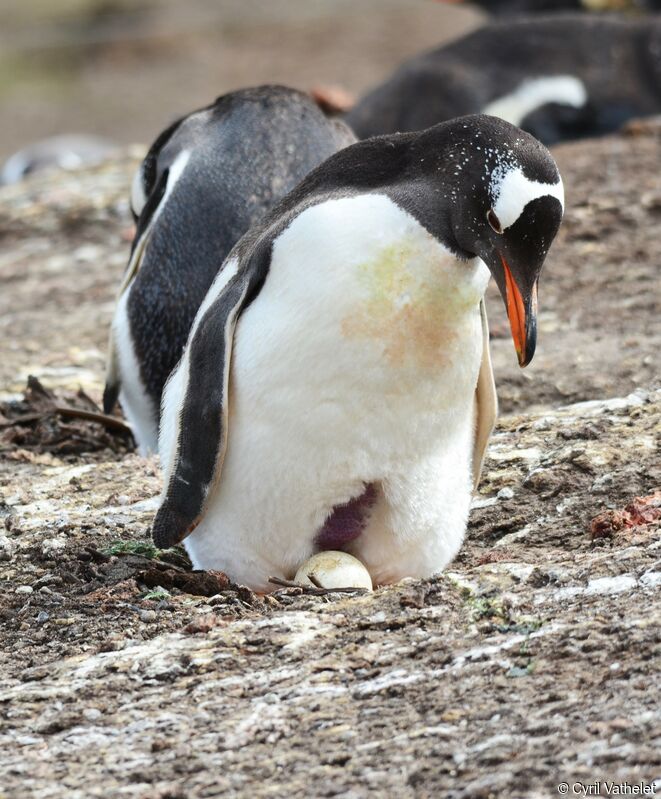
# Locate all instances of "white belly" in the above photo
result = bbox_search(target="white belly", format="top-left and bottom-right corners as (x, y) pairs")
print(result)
(184, 194), (490, 588)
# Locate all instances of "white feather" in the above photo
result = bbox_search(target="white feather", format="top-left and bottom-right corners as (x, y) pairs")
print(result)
(130, 164), (147, 218)
(166, 194), (491, 590)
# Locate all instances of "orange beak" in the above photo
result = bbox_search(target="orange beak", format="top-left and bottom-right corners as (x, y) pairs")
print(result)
(501, 254), (537, 367)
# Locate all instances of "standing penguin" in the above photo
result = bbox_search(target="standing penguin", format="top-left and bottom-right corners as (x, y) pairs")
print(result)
(152, 114), (563, 591)
(346, 15), (661, 144)
(104, 86), (355, 453)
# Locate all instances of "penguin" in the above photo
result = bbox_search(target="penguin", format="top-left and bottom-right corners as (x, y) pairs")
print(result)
(435, 0), (661, 15)
(151, 114), (563, 591)
(104, 86), (355, 453)
(0, 134), (116, 185)
(346, 15), (661, 145)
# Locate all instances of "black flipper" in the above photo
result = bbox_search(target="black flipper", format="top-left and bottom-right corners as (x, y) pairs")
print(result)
(152, 239), (272, 549)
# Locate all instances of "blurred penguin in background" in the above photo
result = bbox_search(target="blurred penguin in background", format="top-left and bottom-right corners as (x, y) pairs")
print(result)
(435, 0), (661, 15)
(0, 134), (117, 185)
(347, 15), (661, 145)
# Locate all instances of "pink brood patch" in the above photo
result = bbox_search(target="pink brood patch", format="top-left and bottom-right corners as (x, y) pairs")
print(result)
(315, 483), (377, 550)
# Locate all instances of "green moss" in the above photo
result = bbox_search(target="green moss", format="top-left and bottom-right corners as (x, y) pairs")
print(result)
(142, 588), (171, 602)
(102, 539), (162, 558)
(462, 589), (545, 634)
(102, 539), (192, 569)
(466, 594), (508, 623)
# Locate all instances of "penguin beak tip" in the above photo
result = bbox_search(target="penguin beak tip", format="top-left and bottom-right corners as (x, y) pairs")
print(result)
(500, 255), (538, 368)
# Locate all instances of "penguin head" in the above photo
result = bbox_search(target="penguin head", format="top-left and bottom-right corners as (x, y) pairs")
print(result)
(473, 161), (563, 368)
(414, 115), (564, 367)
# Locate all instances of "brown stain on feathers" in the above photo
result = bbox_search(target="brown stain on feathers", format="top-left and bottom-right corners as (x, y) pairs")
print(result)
(341, 240), (468, 370)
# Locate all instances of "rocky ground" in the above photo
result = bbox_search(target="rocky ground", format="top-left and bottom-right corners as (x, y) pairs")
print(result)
(0, 123), (660, 797)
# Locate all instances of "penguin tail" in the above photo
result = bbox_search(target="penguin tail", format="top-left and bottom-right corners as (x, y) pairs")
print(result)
(103, 327), (121, 414)
(103, 381), (120, 415)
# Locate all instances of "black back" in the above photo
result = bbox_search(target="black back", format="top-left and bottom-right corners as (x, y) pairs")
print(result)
(346, 15), (661, 144)
(122, 86), (355, 413)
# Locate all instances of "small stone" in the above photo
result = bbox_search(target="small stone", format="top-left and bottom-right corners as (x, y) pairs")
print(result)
(0, 535), (15, 561)
(497, 487), (515, 500)
(506, 666), (530, 678)
(263, 693), (279, 705)
(591, 473), (614, 494)
(74, 244), (101, 262)
(183, 615), (217, 634)
(294, 551), (373, 591)
(41, 537), (66, 557)
(36, 611), (49, 624)
(15, 585), (33, 595)
(138, 609), (157, 623)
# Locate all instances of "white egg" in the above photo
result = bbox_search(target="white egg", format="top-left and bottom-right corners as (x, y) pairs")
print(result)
(294, 551), (373, 591)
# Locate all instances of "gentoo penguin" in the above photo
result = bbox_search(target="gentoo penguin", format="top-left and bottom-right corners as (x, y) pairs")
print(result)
(436, 0), (661, 14)
(152, 114), (563, 591)
(0, 134), (116, 185)
(104, 86), (355, 453)
(346, 15), (661, 144)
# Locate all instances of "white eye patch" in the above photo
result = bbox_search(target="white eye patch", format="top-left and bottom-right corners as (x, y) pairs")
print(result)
(491, 166), (564, 231)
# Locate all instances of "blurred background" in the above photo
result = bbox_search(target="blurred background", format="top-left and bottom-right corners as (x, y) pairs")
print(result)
(0, 0), (483, 162)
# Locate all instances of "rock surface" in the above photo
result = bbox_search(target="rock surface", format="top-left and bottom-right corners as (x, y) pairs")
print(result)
(0, 125), (660, 797)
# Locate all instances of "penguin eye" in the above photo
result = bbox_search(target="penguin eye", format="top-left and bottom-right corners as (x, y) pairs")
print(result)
(487, 209), (503, 235)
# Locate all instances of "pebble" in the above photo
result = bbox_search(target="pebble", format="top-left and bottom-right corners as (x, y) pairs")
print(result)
(15, 585), (33, 595)
(41, 537), (67, 557)
(0, 535), (15, 561)
(74, 244), (102, 263)
(36, 611), (49, 625)
(138, 609), (157, 623)
(497, 487), (515, 500)
(591, 473), (614, 494)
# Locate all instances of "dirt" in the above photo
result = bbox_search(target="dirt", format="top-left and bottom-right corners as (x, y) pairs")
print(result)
(0, 375), (134, 456)
(0, 123), (660, 796)
(487, 119), (661, 414)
